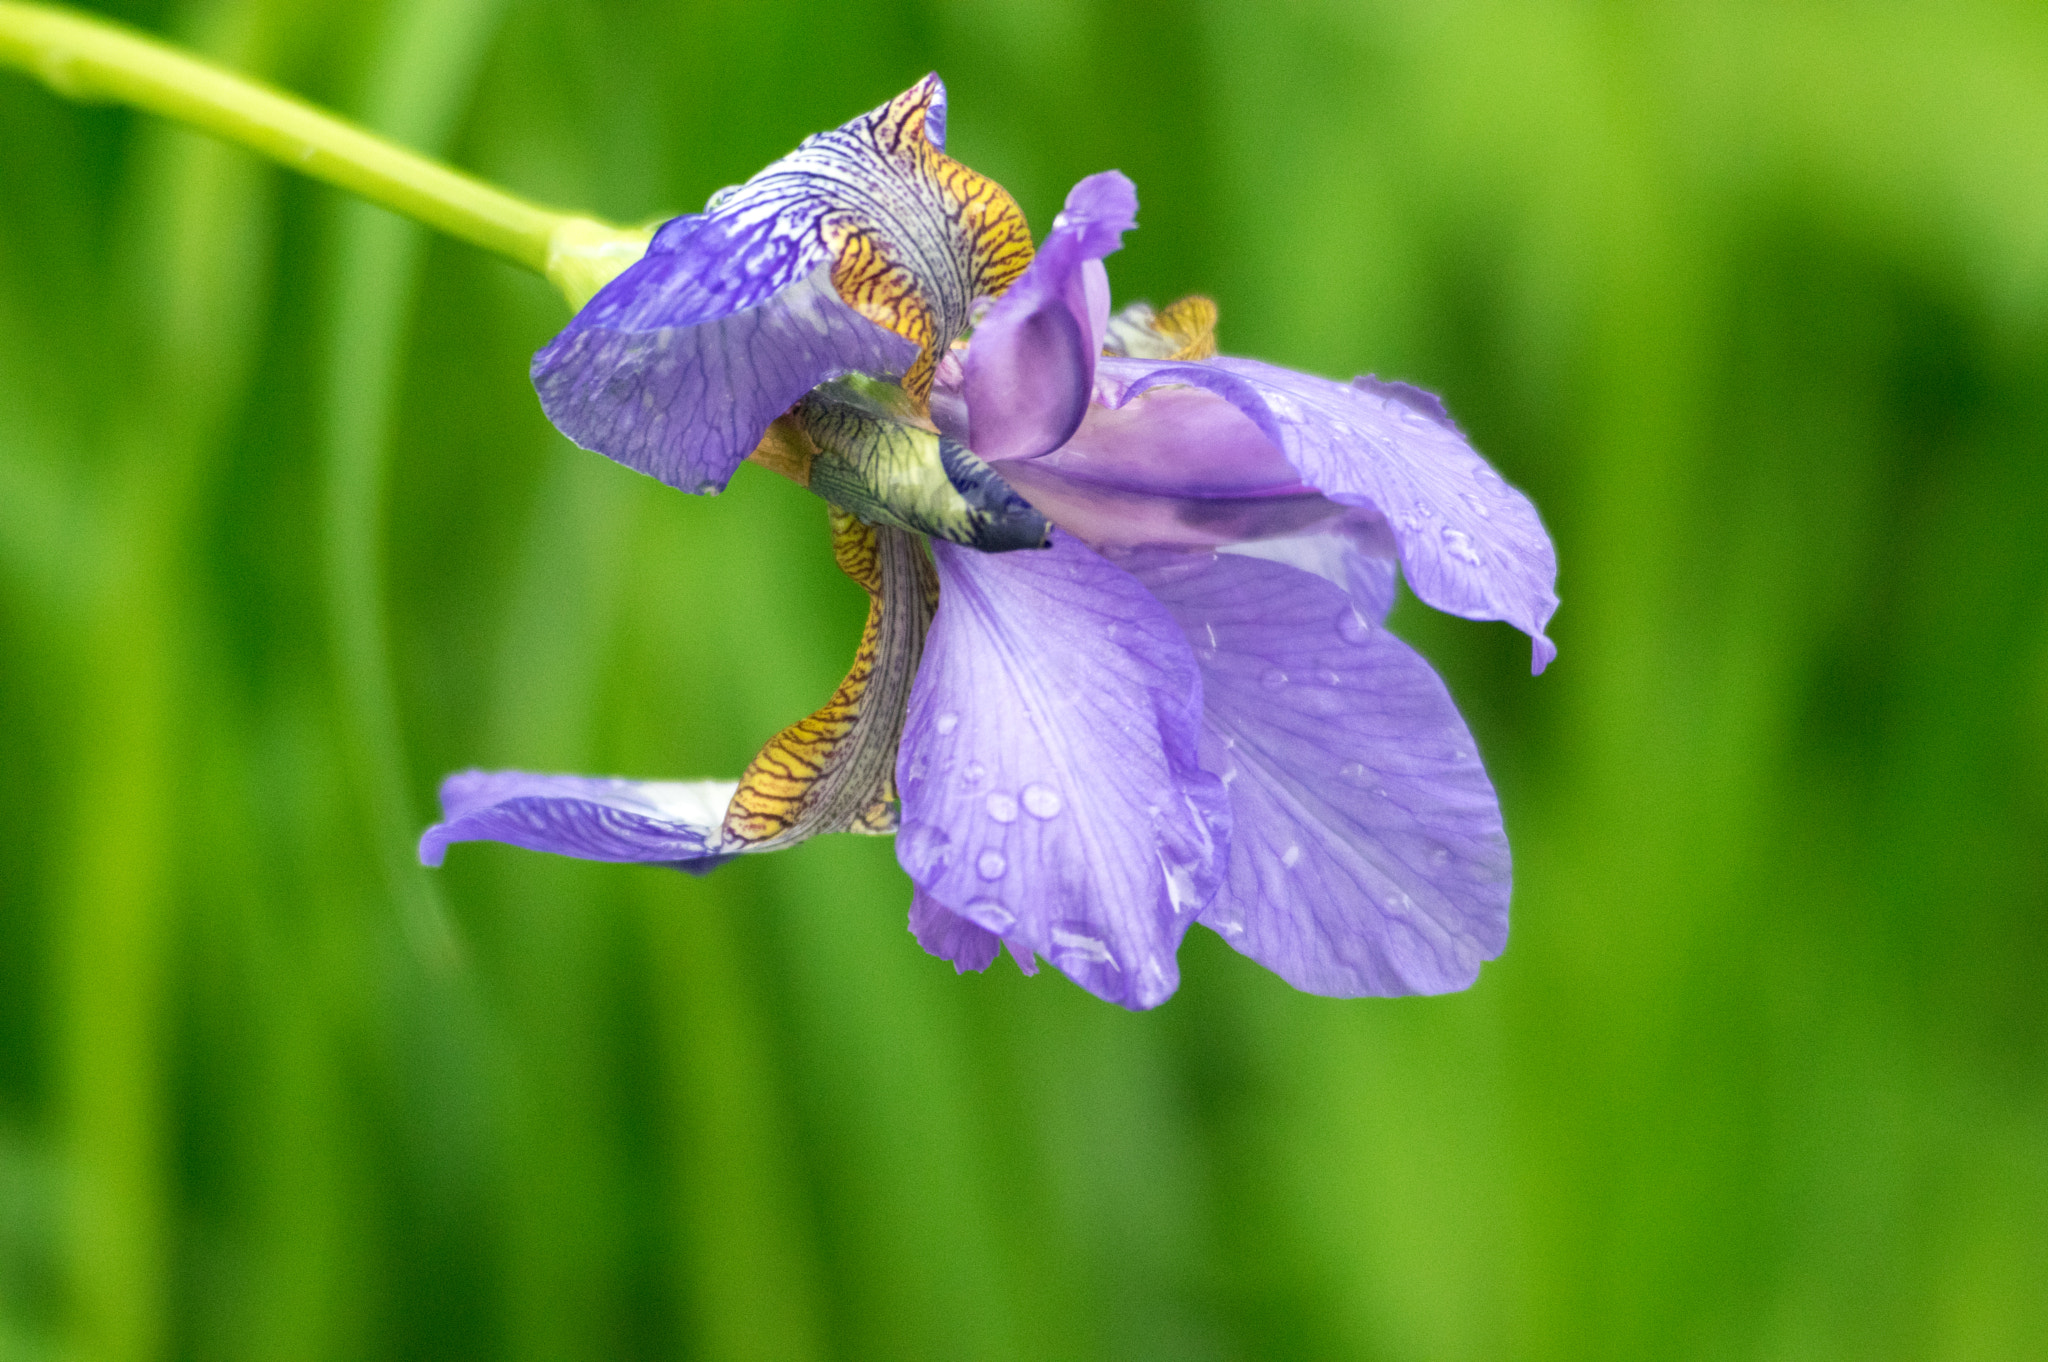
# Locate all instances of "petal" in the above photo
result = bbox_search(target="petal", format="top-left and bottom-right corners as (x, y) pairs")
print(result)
(989, 369), (1361, 551)
(721, 513), (937, 848)
(1010, 376), (1304, 495)
(908, 889), (1001, 974)
(535, 261), (917, 495)
(419, 771), (737, 868)
(959, 172), (1139, 463)
(1109, 357), (1560, 672)
(894, 532), (1228, 1010)
(996, 458), (1343, 549)
(532, 75), (1034, 495)
(1125, 550), (1510, 996)
(1218, 513), (1400, 622)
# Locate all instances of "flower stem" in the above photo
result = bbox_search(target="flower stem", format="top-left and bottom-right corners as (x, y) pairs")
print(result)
(0, 0), (647, 307)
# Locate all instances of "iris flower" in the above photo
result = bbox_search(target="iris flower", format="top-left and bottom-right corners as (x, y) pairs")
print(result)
(420, 75), (1559, 1010)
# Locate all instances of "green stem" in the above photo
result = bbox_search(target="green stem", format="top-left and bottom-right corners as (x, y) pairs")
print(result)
(0, 0), (647, 306)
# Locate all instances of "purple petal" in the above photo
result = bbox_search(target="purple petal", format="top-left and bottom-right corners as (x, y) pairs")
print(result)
(894, 532), (1228, 1010)
(532, 73), (1011, 497)
(1219, 513), (1401, 623)
(419, 770), (736, 867)
(923, 74), (948, 147)
(959, 172), (1138, 463)
(534, 260), (915, 496)
(1125, 550), (1510, 996)
(1007, 377), (1304, 494)
(995, 459), (1344, 549)
(1108, 357), (1560, 673)
(908, 889), (1001, 974)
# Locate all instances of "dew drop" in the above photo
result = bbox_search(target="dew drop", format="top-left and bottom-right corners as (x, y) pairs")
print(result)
(1261, 668), (1289, 691)
(1429, 846), (1451, 867)
(976, 849), (1008, 880)
(1336, 609), (1373, 644)
(1021, 783), (1063, 819)
(1462, 492), (1493, 519)
(965, 898), (1015, 931)
(961, 761), (986, 786)
(1339, 761), (1370, 785)
(935, 712), (959, 735)
(1281, 844), (1303, 869)
(1050, 928), (1116, 966)
(985, 791), (1019, 824)
(1440, 527), (1481, 565)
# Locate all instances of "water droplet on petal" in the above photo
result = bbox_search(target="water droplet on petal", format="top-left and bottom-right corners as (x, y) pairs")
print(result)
(961, 761), (986, 786)
(1340, 762), (1369, 785)
(1022, 783), (1063, 819)
(985, 791), (1019, 824)
(1462, 492), (1493, 518)
(1050, 928), (1116, 967)
(1429, 846), (1451, 866)
(1337, 609), (1373, 644)
(976, 849), (1007, 879)
(1281, 844), (1303, 868)
(935, 712), (959, 735)
(965, 899), (1015, 932)
(1440, 527), (1481, 565)
(1261, 668), (1289, 690)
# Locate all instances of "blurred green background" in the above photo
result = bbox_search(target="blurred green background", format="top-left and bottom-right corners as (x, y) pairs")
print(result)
(3, 0), (2046, 1357)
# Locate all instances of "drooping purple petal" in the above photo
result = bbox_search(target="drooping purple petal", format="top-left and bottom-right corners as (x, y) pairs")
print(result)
(419, 770), (736, 869)
(959, 172), (1138, 463)
(536, 261), (916, 495)
(908, 889), (1001, 974)
(1105, 357), (1559, 672)
(1125, 550), (1510, 996)
(894, 532), (1228, 1010)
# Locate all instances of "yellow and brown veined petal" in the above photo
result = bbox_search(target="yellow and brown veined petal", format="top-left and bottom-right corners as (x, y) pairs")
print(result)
(722, 509), (941, 850)
(532, 74), (1033, 499)
(810, 76), (1036, 400)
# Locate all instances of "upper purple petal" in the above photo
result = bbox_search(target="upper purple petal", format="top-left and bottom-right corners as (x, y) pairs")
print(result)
(958, 171), (1138, 463)
(1104, 357), (1560, 673)
(420, 770), (736, 869)
(533, 75), (992, 497)
(1125, 550), (1510, 995)
(535, 262), (915, 495)
(894, 531), (1228, 1010)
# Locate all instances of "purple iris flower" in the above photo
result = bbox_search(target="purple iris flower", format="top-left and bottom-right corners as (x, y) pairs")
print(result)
(422, 78), (1558, 1010)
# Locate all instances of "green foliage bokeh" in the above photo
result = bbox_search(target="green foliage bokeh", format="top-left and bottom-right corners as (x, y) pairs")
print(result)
(2, 1), (2045, 1358)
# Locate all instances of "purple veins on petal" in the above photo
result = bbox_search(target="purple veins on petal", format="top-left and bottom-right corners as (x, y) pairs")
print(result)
(419, 771), (738, 868)
(1124, 549), (1510, 996)
(894, 531), (1228, 1010)
(536, 262), (916, 496)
